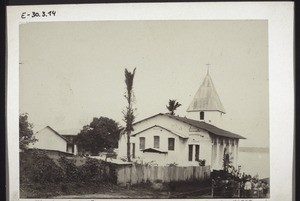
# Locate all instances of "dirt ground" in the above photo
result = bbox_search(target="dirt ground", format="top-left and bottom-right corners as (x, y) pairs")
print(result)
(53, 188), (170, 199)
(21, 177), (212, 199)
(52, 182), (212, 199)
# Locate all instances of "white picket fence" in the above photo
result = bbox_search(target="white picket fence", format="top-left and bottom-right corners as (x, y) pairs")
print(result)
(116, 164), (210, 186)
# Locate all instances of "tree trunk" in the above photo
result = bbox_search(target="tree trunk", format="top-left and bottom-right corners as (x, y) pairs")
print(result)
(127, 132), (131, 162)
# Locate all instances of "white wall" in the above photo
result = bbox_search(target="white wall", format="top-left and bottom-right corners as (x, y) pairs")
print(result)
(210, 137), (240, 170)
(67, 144), (73, 153)
(29, 127), (67, 153)
(133, 126), (185, 165)
(118, 115), (213, 166)
(186, 111), (225, 127)
(74, 144), (78, 155)
(186, 133), (212, 166)
(118, 115), (242, 169)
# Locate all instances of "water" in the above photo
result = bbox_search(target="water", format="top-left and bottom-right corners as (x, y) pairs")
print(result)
(238, 150), (270, 179)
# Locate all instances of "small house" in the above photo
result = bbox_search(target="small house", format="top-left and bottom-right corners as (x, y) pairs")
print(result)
(29, 126), (78, 155)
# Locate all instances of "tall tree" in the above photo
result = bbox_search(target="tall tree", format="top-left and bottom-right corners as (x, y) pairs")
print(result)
(123, 68), (136, 162)
(75, 117), (120, 155)
(166, 99), (182, 115)
(19, 113), (37, 151)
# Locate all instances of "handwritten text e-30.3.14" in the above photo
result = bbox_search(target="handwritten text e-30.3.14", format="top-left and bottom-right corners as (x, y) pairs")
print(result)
(21, 11), (56, 19)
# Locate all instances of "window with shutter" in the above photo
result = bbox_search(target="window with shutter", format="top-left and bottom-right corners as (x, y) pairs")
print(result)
(154, 136), (159, 148)
(188, 145), (193, 161)
(168, 138), (175, 150)
(139, 137), (145, 149)
(195, 145), (200, 161)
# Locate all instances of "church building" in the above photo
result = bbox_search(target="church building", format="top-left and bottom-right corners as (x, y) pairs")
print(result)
(118, 70), (245, 170)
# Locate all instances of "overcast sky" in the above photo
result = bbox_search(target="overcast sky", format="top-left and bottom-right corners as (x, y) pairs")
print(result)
(20, 20), (269, 147)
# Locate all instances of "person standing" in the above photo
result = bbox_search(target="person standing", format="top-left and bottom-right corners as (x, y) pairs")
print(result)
(244, 178), (252, 197)
(240, 181), (245, 197)
(258, 181), (264, 198)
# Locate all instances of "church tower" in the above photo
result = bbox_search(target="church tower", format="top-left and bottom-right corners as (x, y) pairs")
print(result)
(186, 68), (225, 126)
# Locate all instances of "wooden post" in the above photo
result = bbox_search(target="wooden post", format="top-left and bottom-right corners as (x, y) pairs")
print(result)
(211, 183), (214, 197)
(238, 182), (241, 198)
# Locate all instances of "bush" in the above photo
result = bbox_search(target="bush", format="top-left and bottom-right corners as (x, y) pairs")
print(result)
(78, 158), (117, 184)
(58, 156), (80, 182)
(20, 149), (65, 184)
(20, 150), (118, 187)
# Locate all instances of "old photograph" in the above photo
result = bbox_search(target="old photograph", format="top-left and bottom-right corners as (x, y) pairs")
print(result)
(19, 20), (269, 199)
(6, 2), (294, 201)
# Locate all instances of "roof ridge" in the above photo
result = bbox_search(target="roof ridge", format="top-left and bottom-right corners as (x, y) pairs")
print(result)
(40, 126), (71, 143)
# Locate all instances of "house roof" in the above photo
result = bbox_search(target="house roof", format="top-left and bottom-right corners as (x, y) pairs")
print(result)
(187, 71), (226, 113)
(133, 113), (246, 139)
(131, 125), (188, 139)
(57, 128), (80, 135)
(166, 114), (246, 139)
(39, 126), (72, 143)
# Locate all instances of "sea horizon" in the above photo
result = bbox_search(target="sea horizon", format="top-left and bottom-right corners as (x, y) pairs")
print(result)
(238, 147), (270, 179)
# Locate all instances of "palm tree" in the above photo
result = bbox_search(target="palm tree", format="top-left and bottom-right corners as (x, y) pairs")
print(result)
(123, 68), (136, 162)
(222, 147), (233, 172)
(166, 99), (182, 115)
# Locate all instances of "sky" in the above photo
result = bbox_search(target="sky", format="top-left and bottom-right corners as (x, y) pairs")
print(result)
(20, 20), (269, 147)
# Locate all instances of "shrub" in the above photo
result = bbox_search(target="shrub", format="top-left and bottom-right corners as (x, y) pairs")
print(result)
(20, 149), (64, 184)
(20, 150), (118, 186)
(58, 156), (80, 182)
(197, 159), (206, 166)
(167, 162), (178, 167)
(77, 158), (117, 184)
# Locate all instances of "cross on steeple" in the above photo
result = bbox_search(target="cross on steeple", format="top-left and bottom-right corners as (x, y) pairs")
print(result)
(206, 63), (210, 75)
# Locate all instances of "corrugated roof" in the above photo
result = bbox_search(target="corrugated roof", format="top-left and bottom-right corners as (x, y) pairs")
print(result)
(132, 113), (245, 139)
(187, 72), (226, 113)
(165, 114), (246, 139)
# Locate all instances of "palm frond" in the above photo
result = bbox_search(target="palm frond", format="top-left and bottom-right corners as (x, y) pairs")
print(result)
(166, 99), (182, 115)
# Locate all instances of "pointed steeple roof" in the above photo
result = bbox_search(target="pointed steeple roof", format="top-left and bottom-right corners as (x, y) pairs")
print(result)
(187, 70), (226, 113)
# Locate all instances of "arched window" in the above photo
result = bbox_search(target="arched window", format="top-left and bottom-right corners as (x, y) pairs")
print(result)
(200, 111), (204, 120)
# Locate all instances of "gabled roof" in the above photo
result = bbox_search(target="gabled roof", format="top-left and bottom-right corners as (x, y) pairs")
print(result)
(57, 128), (80, 135)
(133, 113), (245, 139)
(131, 125), (188, 139)
(38, 126), (71, 143)
(187, 71), (226, 113)
(165, 115), (246, 139)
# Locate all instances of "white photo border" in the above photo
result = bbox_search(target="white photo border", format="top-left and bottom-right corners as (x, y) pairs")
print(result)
(7, 2), (294, 201)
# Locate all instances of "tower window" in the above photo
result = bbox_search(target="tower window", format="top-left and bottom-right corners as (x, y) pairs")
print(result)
(200, 111), (205, 120)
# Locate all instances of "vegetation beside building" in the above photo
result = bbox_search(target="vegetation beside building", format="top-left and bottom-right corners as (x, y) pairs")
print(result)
(20, 149), (118, 198)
